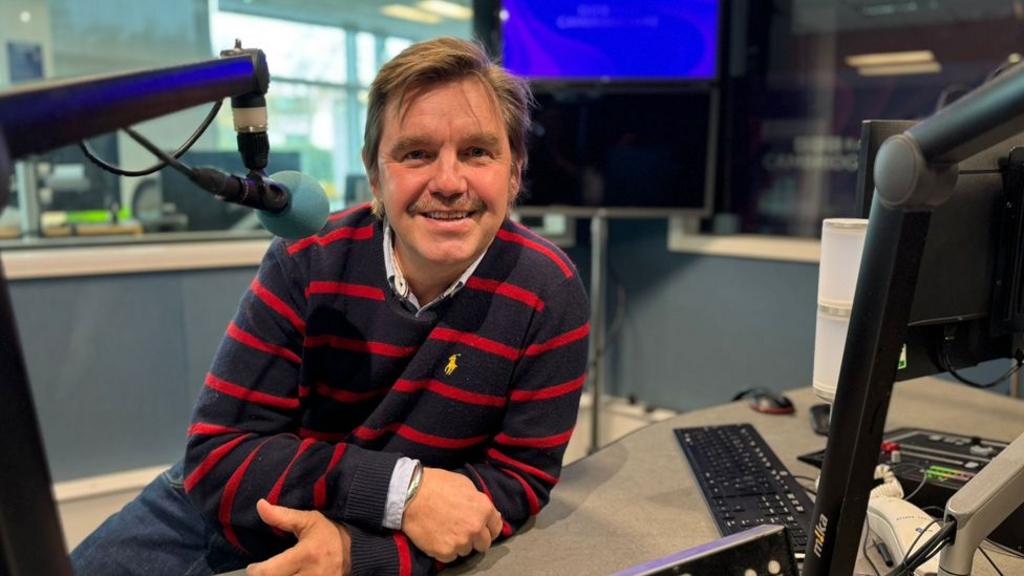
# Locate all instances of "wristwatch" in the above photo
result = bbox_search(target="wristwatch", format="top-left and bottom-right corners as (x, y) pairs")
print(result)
(405, 460), (424, 505)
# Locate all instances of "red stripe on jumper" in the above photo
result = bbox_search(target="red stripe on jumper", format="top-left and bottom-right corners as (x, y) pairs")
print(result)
(497, 228), (572, 278)
(353, 423), (488, 449)
(393, 379), (507, 407)
(250, 279), (305, 333)
(465, 277), (544, 312)
(509, 374), (585, 402)
(393, 532), (412, 576)
(465, 463), (494, 501)
(266, 438), (316, 506)
(314, 443), (348, 509)
(327, 203), (370, 222)
(226, 322), (301, 364)
(430, 327), (519, 361)
(524, 323), (590, 356)
(304, 334), (417, 358)
(184, 433), (252, 493)
(306, 281), (385, 301)
(219, 438), (272, 554)
(486, 448), (559, 485)
(205, 373), (299, 410)
(299, 427), (348, 442)
(187, 422), (240, 437)
(314, 381), (389, 403)
(494, 427), (575, 449)
(287, 224), (374, 255)
(463, 465), (513, 536)
(500, 468), (541, 515)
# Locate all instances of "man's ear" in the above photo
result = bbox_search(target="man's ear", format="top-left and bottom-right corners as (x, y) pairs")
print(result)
(510, 159), (524, 199)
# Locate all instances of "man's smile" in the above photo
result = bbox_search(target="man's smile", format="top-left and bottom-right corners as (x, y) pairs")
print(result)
(421, 210), (476, 221)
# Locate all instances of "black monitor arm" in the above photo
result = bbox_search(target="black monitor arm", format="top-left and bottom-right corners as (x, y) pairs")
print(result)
(0, 49), (266, 576)
(802, 61), (1024, 575)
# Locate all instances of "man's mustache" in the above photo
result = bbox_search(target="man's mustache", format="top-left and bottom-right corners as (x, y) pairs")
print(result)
(407, 198), (485, 214)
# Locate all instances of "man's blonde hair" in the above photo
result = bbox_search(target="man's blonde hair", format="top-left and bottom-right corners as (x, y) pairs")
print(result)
(362, 37), (533, 216)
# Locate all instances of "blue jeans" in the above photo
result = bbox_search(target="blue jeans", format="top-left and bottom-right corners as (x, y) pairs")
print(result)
(71, 461), (248, 576)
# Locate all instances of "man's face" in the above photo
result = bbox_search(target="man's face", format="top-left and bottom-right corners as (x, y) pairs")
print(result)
(368, 78), (519, 280)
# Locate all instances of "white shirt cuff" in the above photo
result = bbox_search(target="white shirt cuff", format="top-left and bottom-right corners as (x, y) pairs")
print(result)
(383, 457), (418, 530)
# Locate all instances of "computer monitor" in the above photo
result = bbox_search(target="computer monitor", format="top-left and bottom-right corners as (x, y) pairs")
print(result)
(803, 61), (1024, 575)
(857, 119), (1024, 382)
(41, 136), (121, 212)
(498, 0), (721, 84)
(517, 87), (717, 216)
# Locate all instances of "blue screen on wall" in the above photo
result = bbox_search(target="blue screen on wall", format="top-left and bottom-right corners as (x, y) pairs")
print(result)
(501, 0), (720, 82)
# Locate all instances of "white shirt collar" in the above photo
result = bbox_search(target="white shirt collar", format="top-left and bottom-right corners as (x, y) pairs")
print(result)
(382, 221), (488, 316)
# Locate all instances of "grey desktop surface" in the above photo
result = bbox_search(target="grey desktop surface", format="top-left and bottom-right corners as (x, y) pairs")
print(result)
(217, 378), (1024, 575)
(446, 378), (1024, 575)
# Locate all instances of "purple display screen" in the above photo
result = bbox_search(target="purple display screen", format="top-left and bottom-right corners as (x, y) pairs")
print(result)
(502, 0), (720, 81)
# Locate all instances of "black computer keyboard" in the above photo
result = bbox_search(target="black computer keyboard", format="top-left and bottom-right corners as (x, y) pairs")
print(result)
(674, 424), (814, 560)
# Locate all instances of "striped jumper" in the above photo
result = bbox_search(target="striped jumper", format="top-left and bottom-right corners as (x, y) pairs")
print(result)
(183, 205), (590, 575)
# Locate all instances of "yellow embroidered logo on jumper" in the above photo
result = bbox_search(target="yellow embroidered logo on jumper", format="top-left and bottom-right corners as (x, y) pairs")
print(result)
(444, 354), (461, 376)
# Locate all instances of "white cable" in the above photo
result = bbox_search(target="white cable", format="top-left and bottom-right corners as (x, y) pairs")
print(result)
(871, 464), (906, 500)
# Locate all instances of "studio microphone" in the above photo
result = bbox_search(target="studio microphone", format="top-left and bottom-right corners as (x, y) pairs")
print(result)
(182, 42), (327, 238)
(189, 167), (329, 239)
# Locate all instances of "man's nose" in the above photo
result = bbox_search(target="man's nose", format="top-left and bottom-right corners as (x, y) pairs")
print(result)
(429, 151), (468, 196)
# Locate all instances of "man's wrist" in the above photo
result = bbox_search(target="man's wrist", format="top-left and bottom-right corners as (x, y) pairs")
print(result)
(335, 521), (352, 576)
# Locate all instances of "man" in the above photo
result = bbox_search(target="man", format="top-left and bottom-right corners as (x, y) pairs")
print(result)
(72, 37), (589, 576)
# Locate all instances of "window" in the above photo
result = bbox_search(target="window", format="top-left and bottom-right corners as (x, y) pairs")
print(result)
(209, 11), (352, 207)
(0, 0), (472, 244)
(211, 11), (347, 83)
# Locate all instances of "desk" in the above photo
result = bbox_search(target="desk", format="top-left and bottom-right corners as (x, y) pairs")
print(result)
(448, 378), (1024, 575)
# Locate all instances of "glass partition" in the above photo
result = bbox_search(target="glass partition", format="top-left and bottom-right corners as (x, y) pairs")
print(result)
(717, 0), (1024, 237)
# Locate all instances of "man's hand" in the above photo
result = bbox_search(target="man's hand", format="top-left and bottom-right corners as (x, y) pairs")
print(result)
(402, 467), (503, 562)
(246, 499), (352, 576)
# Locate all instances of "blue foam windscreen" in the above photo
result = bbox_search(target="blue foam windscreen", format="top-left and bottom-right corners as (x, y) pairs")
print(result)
(257, 170), (329, 239)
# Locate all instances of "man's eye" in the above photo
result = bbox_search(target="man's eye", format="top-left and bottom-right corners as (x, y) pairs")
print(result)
(404, 150), (427, 160)
(468, 147), (489, 158)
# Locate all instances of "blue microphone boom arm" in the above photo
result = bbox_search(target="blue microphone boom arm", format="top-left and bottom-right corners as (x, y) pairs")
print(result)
(0, 50), (267, 162)
(0, 49), (267, 576)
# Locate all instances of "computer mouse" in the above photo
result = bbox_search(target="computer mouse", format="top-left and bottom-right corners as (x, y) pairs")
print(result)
(810, 403), (831, 435)
(732, 387), (797, 415)
(749, 391), (795, 415)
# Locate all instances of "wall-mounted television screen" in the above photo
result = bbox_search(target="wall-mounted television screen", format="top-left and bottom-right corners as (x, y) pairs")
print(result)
(501, 0), (721, 82)
(518, 88), (715, 215)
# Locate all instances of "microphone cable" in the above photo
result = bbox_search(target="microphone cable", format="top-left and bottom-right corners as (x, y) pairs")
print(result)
(120, 126), (198, 179)
(78, 99), (222, 177)
(118, 125), (289, 215)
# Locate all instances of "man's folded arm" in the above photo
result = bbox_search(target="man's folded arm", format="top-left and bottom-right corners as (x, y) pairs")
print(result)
(183, 239), (400, 556)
